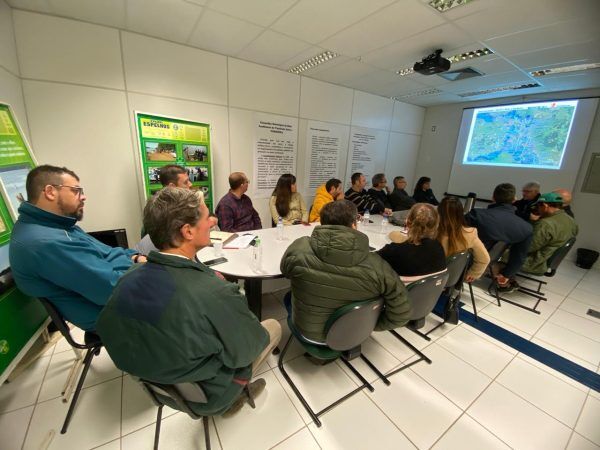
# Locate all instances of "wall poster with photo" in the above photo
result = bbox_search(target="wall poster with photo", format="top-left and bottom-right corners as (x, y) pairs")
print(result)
(136, 112), (213, 210)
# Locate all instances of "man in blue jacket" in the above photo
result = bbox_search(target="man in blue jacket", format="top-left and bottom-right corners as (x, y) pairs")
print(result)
(465, 183), (533, 292)
(9, 165), (144, 331)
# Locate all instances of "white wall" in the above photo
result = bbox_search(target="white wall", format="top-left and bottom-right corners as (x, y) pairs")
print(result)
(3, 9), (425, 244)
(0, 0), (29, 142)
(415, 88), (600, 252)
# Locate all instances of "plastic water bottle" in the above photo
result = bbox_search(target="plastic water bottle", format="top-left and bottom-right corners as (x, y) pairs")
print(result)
(381, 214), (389, 234)
(363, 209), (370, 226)
(251, 238), (262, 271)
(276, 217), (284, 241)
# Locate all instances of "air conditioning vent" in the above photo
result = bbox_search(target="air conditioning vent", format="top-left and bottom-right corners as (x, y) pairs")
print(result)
(438, 67), (484, 81)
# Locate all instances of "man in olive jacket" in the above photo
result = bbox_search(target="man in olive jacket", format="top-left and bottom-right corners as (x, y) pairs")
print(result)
(281, 200), (411, 342)
(97, 188), (281, 416)
(520, 192), (578, 275)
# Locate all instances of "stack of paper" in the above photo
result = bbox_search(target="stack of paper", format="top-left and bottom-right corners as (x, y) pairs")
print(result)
(210, 231), (237, 245)
(224, 234), (256, 249)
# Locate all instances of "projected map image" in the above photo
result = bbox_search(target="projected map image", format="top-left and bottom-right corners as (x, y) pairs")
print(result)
(463, 100), (578, 169)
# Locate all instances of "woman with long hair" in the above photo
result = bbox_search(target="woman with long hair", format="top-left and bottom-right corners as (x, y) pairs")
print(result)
(413, 176), (439, 205)
(269, 174), (308, 225)
(436, 196), (490, 282)
(379, 203), (446, 283)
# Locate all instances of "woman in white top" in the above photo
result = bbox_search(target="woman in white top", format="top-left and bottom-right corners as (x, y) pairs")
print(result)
(269, 174), (308, 225)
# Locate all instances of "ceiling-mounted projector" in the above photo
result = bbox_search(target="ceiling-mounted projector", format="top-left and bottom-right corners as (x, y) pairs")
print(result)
(413, 49), (451, 75)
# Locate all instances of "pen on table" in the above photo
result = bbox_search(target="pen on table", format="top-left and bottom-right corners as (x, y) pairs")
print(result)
(212, 238), (222, 241)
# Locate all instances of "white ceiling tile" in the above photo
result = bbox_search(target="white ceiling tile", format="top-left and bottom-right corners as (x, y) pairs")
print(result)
(127, 0), (203, 44)
(362, 24), (474, 70)
(459, 57), (517, 77)
(510, 40), (600, 70)
(208, 0), (297, 27)
(486, 18), (600, 57)
(5, 0), (51, 13)
(277, 46), (324, 70)
(309, 59), (376, 84)
(536, 71), (600, 91)
(300, 54), (350, 76)
(407, 92), (461, 107)
(48, 0), (126, 28)
(458, 84), (545, 101)
(409, 74), (450, 88)
(188, 9), (263, 55)
(438, 71), (533, 94)
(321, 0), (445, 57)
(270, 0), (396, 44)
(236, 30), (311, 67)
(453, 0), (600, 41)
(382, 78), (433, 97)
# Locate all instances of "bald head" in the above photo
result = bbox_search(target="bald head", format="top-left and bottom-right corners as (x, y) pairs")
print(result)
(553, 189), (572, 206)
(229, 172), (249, 196)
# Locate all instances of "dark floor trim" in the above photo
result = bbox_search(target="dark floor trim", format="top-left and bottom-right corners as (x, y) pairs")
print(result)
(433, 296), (600, 392)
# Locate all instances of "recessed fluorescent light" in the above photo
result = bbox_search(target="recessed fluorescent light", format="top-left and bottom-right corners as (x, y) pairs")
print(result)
(396, 47), (493, 76)
(394, 88), (441, 100)
(448, 48), (493, 64)
(429, 0), (475, 12)
(288, 51), (339, 75)
(458, 82), (540, 97)
(530, 62), (600, 77)
(396, 68), (414, 76)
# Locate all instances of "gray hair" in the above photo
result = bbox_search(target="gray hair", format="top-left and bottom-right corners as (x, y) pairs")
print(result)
(523, 181), (540, 192)
(143, 188), (204, 250)
(372, 173), (386, 187)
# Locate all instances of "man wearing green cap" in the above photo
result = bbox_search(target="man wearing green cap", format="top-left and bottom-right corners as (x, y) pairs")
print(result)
(520, 192), (578, 275)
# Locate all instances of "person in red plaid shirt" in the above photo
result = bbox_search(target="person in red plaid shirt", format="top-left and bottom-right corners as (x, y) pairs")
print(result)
(215, 172), (262, 232)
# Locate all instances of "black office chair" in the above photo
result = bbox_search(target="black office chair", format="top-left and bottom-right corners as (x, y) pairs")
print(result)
(278, 298), (388, 427)
(139, 380), (212, 450)
(424, 251), (471, 335)
(404, 270), (450, 341)
(479, 241), (509, 308)
(385, 271), (449, 376)
(37, 298), (103, 434)
(516, 237), (577, 293)
(484, 241), (549, 314)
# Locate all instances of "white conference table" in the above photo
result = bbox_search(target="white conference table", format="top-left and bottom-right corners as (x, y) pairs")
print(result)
(196, 215), (403, 319)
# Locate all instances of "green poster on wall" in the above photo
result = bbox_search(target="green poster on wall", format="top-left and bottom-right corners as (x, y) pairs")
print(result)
(0, 104), (36, 226)
(136, 112), (213, 210)
(0, 103), (46, 381)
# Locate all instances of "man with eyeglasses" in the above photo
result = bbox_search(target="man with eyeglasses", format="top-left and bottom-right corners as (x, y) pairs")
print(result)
(513, 181), (540, 222)
(9, 165), (145, 331)
(215, 172), (262, 232)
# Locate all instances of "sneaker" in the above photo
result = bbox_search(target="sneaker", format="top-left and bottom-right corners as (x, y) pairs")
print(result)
(497, 279), (519, 294)
(222, 378), (266, 418)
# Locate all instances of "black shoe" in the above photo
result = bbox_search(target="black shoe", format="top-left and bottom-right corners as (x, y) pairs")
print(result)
(497, 280), (519, 294)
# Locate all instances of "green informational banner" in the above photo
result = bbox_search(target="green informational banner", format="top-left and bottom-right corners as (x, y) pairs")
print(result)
(136, 113), (213, 211)
(0, 104), (36, 226)
(0, 103), (46, 379)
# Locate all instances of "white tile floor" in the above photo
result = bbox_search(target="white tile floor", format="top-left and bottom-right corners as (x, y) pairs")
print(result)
(1, 261), (599, 450)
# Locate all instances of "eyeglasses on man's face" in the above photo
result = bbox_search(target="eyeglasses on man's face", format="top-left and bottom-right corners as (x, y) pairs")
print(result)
(50, 184), (85, 197)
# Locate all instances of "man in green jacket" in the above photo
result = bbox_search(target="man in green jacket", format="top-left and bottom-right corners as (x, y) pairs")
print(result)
(520, 192), (578, 275)
(96, 188), (281, 416)
(281, 200), (411, 343)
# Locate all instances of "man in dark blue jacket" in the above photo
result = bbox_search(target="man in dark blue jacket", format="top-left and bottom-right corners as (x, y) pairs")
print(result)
(9, 165), (143, 331)
(466, 183), (533, 291)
